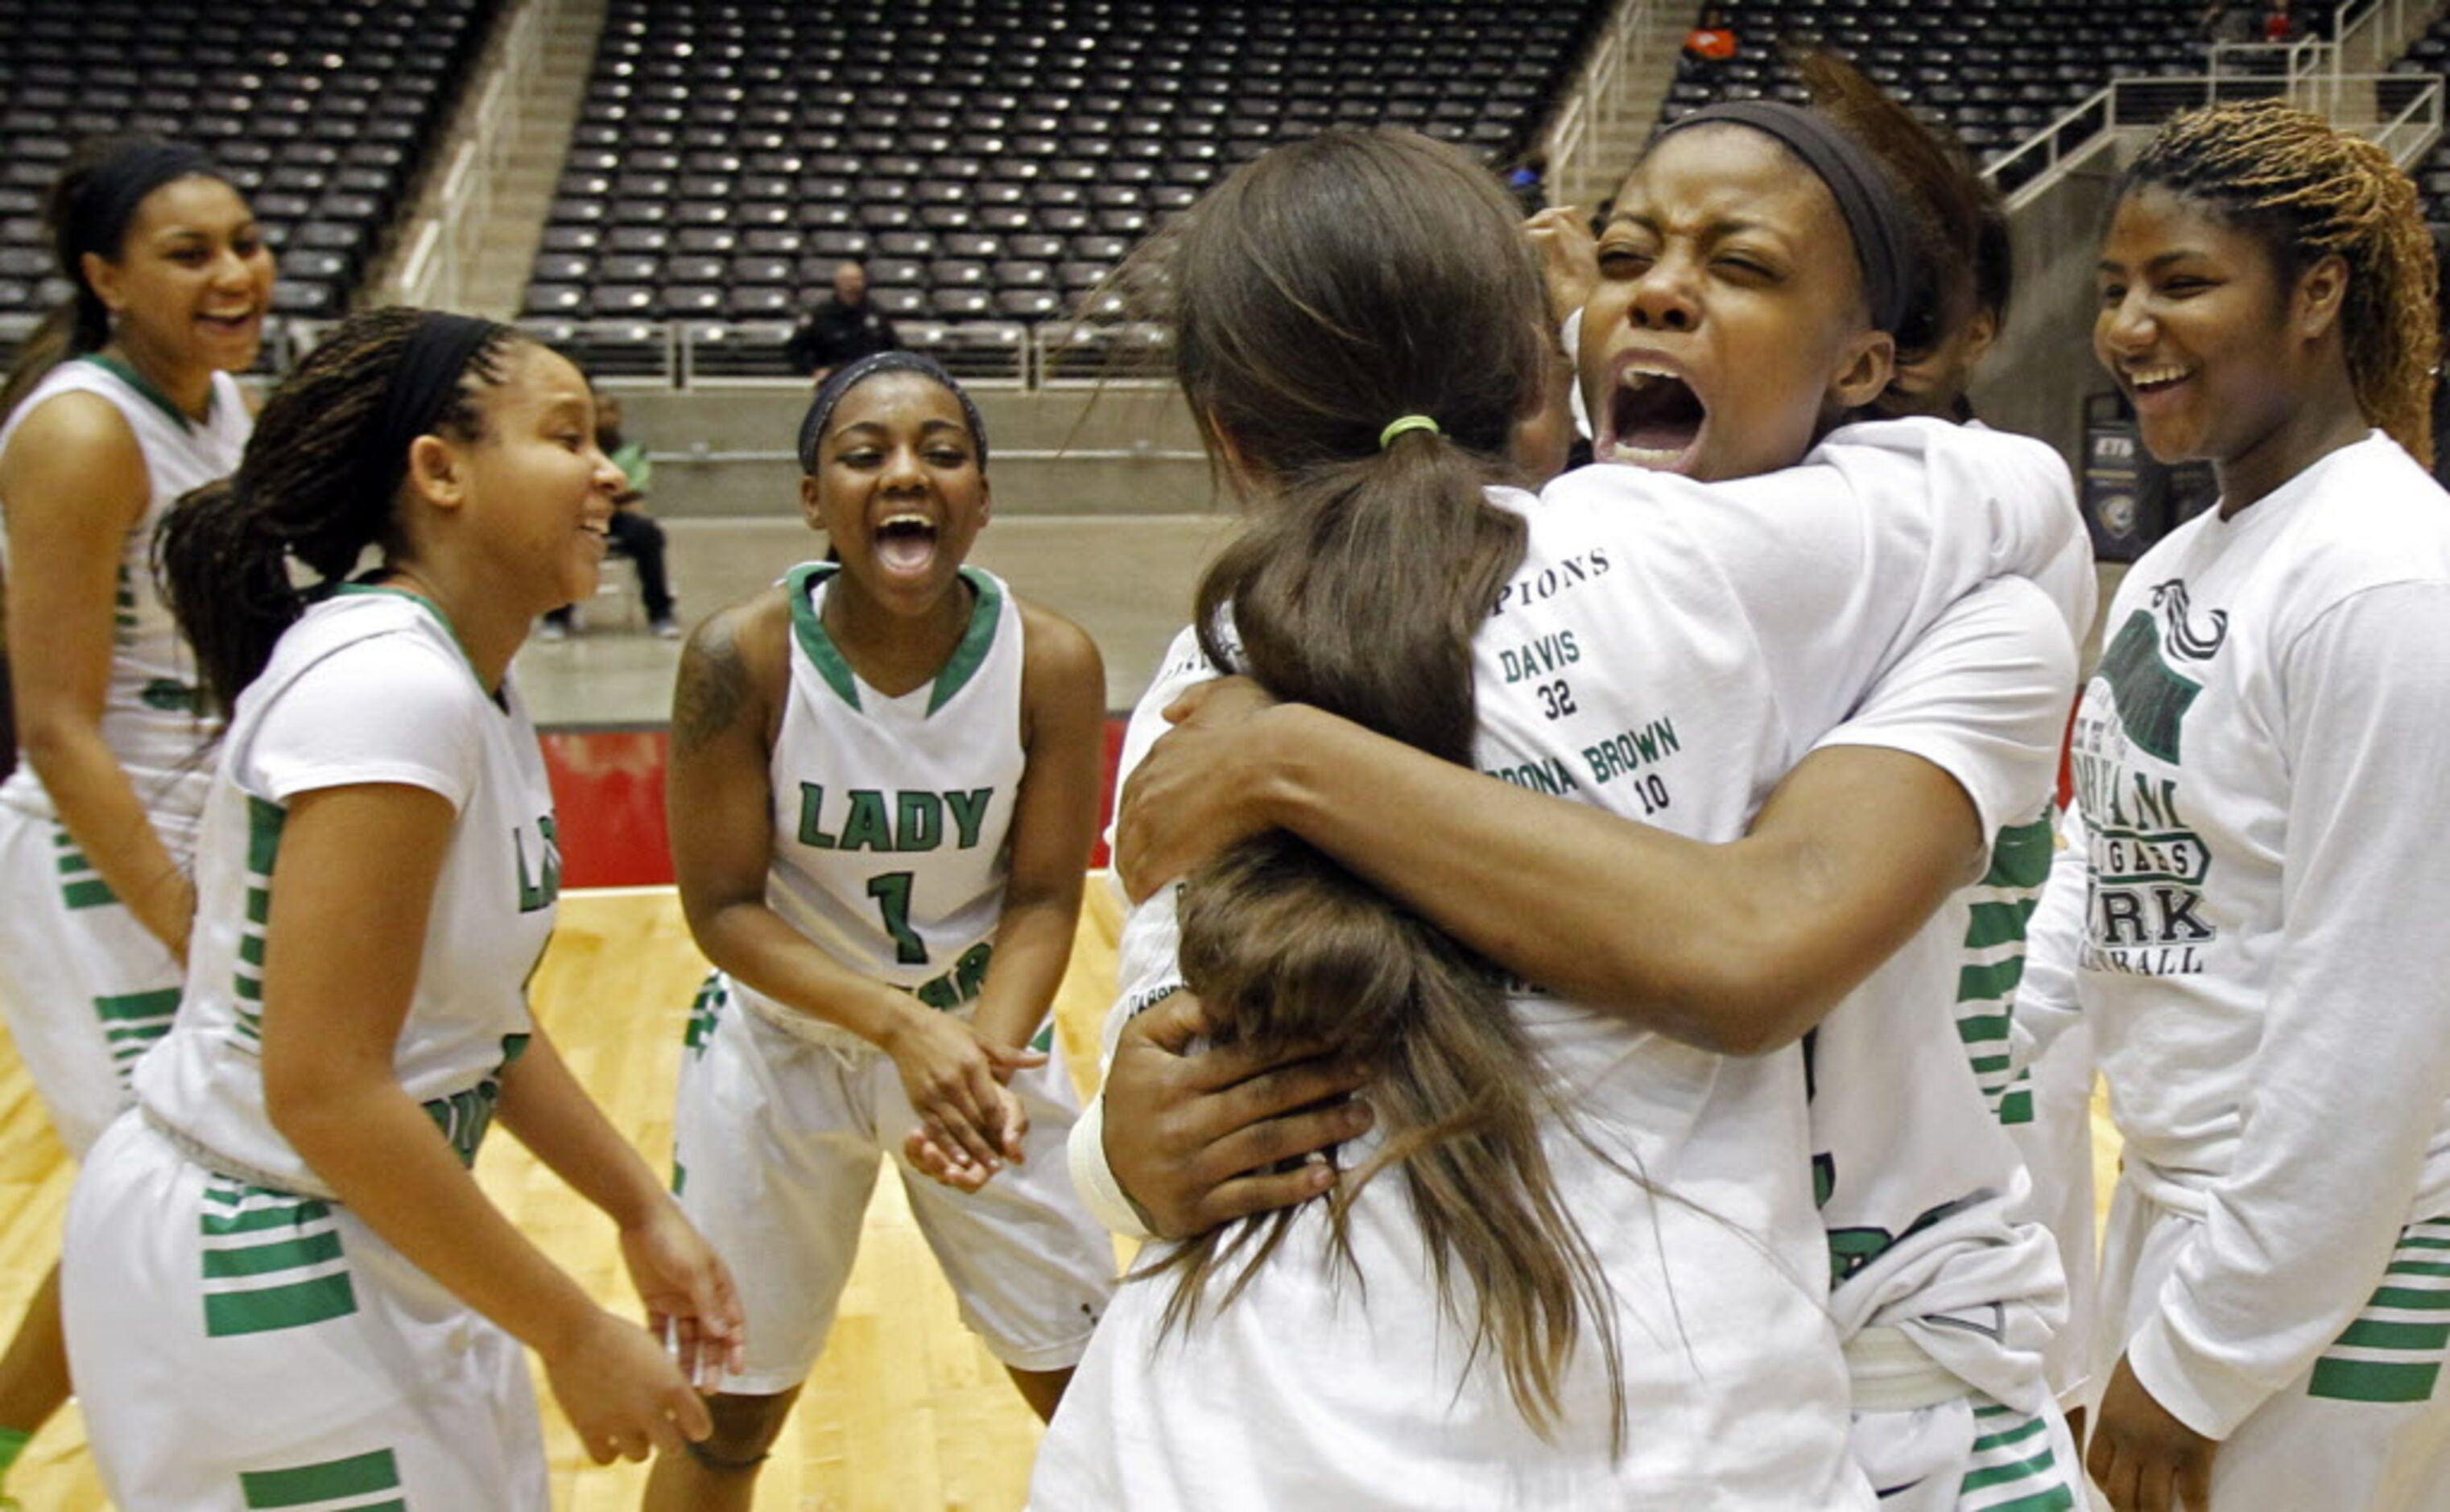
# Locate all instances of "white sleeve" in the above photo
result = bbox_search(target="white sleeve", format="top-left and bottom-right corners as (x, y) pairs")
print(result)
(1809, 574), (2078, 851)
(2130, 582), (2450, 1438)
(1070, 630), (1218, 1241)
(2012, 801), (2091, 1072)
(1560, 417), (2087, 750)
(1760, 419), (2088, 742)
(244, 634), (481, 810)
(1098, 624), (1222, 864)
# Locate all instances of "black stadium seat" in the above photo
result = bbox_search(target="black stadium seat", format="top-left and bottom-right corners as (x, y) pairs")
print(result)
(517, 0), (1617, 327)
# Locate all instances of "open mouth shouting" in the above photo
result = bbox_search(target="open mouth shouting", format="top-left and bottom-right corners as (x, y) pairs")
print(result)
(875, 511), (940, 577)
(1597, 359), (1709, 473)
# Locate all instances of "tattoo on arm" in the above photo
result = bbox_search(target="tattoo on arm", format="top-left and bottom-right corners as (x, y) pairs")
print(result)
(672, 617), (752, 758)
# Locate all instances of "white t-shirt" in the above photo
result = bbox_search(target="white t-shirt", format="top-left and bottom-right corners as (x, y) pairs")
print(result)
(1805, 572), (2087, 1413)
(0, 357), (251, 858)
(2025, 432), (2450, 1439)
(1038, 416), (2083, 1509)
(137, 590), (561, 1194)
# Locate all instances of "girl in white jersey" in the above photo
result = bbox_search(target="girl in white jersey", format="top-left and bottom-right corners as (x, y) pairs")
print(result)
(1029, 126), (2084, 1509)
(1076, 98), (2093, 1509)
(0, 134), (267, 1500)
(2018, 101), (2450, 1512)
(641, 352), (1113, 1511)
(59, 308), (743, 1507)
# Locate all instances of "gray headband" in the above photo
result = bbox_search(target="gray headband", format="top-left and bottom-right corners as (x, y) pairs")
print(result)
(796, 351), (989, 473)
(1655, 101), (1917, 336)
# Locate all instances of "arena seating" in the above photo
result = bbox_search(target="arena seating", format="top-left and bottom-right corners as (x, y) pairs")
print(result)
(0, 0), (495, 341)
(520, 0), (1609, 341)
(2390, 11), (2450, 235)
(1663, 0), (2220, 160)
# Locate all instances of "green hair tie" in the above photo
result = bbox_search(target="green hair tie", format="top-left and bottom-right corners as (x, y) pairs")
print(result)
(1378, 414), (1441, 449)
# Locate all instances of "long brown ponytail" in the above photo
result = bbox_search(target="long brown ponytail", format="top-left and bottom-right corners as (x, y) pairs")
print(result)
(1142, 126), (1627, 1441)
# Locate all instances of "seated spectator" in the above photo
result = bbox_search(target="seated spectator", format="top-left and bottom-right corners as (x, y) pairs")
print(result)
(784, 259), (901, 383)
(542, 389), (679, 640)
(2262, 0), (2294, 42)
(2196, 2), (2254, 43)
(1683, 6), (1737, 64)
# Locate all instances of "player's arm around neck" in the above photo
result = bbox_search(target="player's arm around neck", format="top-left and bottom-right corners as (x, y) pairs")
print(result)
(1121, 686), (1981, 1057)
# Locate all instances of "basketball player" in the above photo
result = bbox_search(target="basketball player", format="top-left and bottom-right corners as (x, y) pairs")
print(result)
(0, 134), (266, 1498)
(642, 352), (1116, 1512)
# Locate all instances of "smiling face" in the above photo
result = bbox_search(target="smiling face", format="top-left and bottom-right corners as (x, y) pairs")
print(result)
(83, 174), (275, 386)
(451, 343), (624, 614)
(1579, 125), (1892, 481)
(2093, 184), (2335, 477)
(799, 369), (990, 615)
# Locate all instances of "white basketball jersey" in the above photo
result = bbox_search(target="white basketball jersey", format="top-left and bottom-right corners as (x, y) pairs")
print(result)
(0, 356), (250, 858)
(138, 589), (560, 1193)
(1038, 418), (2082, 1510)
(732, 563), (1027, 1049)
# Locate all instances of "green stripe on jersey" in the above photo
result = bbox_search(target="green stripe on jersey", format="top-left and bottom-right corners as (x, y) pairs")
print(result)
(2334, 1318), (2450, 1351)
(1963, 898), (2039, 951)
(201, 1230), (345, 1279)
(234, 797), (287, 1039)
(246, 794), (287, 874)
(93, 987), (180, 1024)
(1957, 956), (2027, 1003)
(1971, 1415), (2047, 1453)
(783, 560), (1006, 715)
(202, 1199), (332, 1238)
(93, 986), (180, 1069)
(2309, 1217), (2450, 1403)
(1984, 816), (2057, 890)
(2311, 1357), (2443, 1403)
(199, 1178), (356, 1337)
(56, 829), (118, 910)
(927, 567), (1005, 714)
(1961, 1445), (2060, 1493)
(238, 1446), (402, 1508)
(203, 1272), (357, 1337)
(1958, 1011), (2011, 1045)
(785, 563), (866, 710)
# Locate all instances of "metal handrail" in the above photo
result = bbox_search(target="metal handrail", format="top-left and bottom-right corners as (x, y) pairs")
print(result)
(1985, 68), (2443, 209)
(1545, 0), (1655, 208)
(388, 0), (554, 310)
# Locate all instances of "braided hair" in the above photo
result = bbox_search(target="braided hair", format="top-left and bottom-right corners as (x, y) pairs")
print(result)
(158, 308), (515, 715)
(2119, 98), (2439, 465)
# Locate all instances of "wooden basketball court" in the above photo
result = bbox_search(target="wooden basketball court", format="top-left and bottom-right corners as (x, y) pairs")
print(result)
(0, 881), (2122, 1510)
(0, 885), (1129, 1512)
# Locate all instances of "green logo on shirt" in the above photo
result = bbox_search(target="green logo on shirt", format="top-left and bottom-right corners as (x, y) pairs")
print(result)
(514, 815), (560, 913)
(796, 784), (994, 852)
